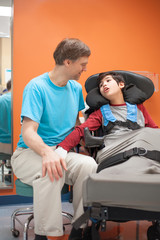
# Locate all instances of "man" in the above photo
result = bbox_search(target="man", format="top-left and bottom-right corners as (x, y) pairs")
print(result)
(11, 38), (97, 240)
(0, 79), (12, 154)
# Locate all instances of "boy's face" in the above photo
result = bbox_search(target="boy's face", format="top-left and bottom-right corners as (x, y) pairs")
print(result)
(99, 75), (124, 100)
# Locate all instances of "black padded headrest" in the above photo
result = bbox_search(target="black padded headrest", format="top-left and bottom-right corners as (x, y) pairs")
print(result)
(85, 70), (154, 110)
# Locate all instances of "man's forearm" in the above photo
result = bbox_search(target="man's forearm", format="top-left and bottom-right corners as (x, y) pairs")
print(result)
(22, 127), (52, 157)
(21, 117), (67, 182)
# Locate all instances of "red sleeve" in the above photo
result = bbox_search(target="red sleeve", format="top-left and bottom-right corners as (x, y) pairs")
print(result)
(137, 104), (158, 128)
(58, 109), (102, 151)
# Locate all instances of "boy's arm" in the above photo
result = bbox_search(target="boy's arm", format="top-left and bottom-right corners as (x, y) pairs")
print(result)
(137, 104), (158, 128)
(58, 109), (103, 151)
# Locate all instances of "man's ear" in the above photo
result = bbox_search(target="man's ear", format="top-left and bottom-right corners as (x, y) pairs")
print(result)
(63, 59), (71, 67)
(119, 81), (125, 89)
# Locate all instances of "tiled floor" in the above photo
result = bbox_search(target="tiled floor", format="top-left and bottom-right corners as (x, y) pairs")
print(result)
(0, 202), (154, 240)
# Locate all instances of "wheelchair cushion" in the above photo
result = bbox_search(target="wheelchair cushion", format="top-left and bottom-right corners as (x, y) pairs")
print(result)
(82, 172), (160, 212)
(85, 70), (154, 109)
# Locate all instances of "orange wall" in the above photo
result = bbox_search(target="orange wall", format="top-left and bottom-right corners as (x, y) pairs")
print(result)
(3, 0), (160, 195)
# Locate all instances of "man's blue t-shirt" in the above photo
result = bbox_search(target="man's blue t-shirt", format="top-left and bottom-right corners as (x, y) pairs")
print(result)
(0, 92), (12, 143)
(17, 72), (85, 148)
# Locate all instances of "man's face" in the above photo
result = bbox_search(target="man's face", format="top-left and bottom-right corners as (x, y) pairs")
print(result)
(66, 56), (89, 80)
(99, 75), (124, 100)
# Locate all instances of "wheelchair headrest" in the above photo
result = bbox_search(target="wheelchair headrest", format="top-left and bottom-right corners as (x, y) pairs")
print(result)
(85, 70), (154, 110)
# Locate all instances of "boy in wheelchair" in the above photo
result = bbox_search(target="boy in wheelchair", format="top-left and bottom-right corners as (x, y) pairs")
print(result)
(57, 71), (160, 239)
(57, 71), (159, 169)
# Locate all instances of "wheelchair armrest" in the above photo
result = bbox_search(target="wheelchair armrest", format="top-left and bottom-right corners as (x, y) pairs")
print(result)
(84, 127), (105, 148)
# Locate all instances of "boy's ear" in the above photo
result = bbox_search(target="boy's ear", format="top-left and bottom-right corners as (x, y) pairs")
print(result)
(119, 81), (125, 89)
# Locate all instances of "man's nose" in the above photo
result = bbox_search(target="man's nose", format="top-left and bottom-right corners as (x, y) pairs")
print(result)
(83, 66), (87, 72)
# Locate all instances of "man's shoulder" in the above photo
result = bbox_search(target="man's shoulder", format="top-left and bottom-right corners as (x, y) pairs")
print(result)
(68, 80), (82, 89)
(25, 72), (48, 90)
(30, 72), (48, 85)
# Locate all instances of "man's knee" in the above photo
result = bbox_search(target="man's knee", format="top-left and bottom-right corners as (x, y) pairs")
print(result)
(79, 155), (97, 173)
(66, 152), (97, 174)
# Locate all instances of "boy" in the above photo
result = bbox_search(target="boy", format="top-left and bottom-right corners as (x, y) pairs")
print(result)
(58, 72), (160, 175)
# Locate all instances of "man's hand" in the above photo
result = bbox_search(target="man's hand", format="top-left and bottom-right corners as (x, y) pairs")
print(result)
(42, 148), (67, 182)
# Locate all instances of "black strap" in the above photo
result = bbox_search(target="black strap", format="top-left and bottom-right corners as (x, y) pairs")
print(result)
(97, 147), (160, 173)
(73, 203), (108, 228)
(73, 209), (101, 240)
(91, 223), (101, 240)
(103, 120), (141, 135)
(73, 208), (91, 230)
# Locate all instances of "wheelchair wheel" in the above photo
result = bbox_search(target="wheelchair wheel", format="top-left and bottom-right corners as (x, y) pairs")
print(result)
(147, 224), (160, 240)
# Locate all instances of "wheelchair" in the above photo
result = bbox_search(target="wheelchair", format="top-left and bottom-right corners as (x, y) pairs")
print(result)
(73, 70), (160, 240)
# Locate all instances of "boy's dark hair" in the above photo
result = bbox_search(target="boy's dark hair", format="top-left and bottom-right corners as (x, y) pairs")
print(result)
(97, 71), (125, 87)
(7, 79), (11, 91)
(53, 38), (91, 65)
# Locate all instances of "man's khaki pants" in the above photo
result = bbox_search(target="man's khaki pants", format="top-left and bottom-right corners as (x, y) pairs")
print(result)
(11, 147), (97, 236)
